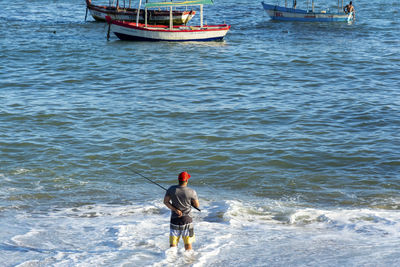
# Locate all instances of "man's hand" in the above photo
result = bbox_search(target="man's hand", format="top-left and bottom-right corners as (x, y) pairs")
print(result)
(164, 195), (182, 217)
(175, 209), (183, 217)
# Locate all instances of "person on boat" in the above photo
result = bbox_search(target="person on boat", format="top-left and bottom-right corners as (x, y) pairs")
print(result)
(293, 0), (297, 9)
(164, 171), (200, 251)
(344, 1), (355, 14)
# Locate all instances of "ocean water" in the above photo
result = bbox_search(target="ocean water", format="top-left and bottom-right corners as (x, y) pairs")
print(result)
(1, 0), (399, 266)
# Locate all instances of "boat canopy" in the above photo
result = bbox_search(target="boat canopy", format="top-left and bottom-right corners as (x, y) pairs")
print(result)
(145, 0), (213, 8)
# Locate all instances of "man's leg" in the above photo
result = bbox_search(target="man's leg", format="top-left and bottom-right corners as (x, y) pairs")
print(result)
(170, 226), (180, 247)
(170, 235), (179, 247)
(182, 232), (195, 250)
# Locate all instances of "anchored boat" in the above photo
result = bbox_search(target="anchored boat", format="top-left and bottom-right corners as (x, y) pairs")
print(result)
(85, 0), (195, 25)
(106, 0), (230, 42)
(261, 0), (354, 22)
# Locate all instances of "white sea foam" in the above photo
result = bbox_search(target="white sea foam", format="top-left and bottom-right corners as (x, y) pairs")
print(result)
(2, 199), (400, 266)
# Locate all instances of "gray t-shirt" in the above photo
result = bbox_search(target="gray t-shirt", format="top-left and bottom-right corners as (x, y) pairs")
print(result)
(165, 185), (198, 219)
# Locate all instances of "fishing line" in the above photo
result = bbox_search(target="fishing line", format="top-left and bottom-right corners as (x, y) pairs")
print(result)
(123, 165), (201, 212)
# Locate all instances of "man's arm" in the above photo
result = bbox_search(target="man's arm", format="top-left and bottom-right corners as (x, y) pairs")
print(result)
(191, 199), (200, 209)
(163, 195), (182, 217)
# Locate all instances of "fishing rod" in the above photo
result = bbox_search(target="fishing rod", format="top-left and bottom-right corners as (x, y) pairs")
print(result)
(129, 167), (168, 191)
(125, 166), (201, 212)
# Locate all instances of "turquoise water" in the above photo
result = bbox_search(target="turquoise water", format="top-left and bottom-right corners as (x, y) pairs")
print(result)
(1, 0), (399, 266)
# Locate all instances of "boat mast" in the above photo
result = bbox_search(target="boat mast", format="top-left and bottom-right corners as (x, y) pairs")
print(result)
(145, 8), (147, 26)
(136, 0), (142, 24)
(200, 4), (203, 27)
(169, 6), (173, 29)
(144, 0), (148, 27)
(312, 0), (314, 12)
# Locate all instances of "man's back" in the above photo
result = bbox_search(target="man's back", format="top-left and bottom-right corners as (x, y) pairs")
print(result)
(166, 185), (197, 219)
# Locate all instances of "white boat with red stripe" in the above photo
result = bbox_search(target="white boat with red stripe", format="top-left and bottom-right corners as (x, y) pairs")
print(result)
(106, 0), (230, 42)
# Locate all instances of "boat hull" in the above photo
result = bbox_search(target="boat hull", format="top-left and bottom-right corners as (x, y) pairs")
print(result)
(108, 19), (230, 42)
(261, 2), (353, 22)
(86, 1), (195, 25)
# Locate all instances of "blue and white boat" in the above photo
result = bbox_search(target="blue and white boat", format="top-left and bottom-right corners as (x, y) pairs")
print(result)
(261, 1), (354, 22)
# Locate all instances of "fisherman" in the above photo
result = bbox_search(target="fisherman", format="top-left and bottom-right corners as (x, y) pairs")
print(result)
(164, 171), (200, 251)
(344, 1), (355, 14)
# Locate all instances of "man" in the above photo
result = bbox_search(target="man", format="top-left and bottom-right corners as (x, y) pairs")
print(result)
(344, 1), (355, 14)
(164, 171), (200, 251)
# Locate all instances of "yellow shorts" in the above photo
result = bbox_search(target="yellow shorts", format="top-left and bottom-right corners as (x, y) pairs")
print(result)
(169, 223), (195, 246)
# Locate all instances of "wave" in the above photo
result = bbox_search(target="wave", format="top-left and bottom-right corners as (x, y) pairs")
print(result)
(2, 198), (399, 266)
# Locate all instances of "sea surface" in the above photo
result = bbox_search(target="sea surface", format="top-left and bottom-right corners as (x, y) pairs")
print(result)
(1, 0), (399, 266)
